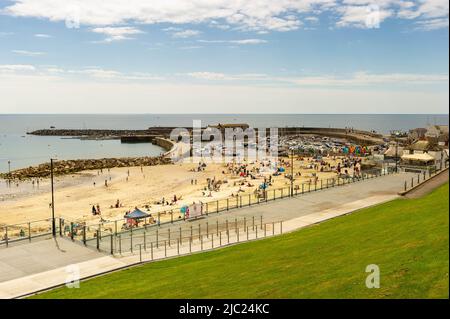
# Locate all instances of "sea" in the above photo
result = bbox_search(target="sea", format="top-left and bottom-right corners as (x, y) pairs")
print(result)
(0, 114), (448, 173)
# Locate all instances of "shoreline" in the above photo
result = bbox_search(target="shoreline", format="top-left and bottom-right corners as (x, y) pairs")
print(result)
(1, 137), (176, 180)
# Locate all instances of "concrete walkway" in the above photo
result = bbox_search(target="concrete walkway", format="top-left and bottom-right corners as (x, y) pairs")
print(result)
(0, 171), (417, 298)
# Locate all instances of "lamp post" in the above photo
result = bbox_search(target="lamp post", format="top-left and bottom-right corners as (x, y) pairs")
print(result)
(395, 132), (399, 173)
(290, 149), (294, 196)
(395, 139), (399, 173)
(50, 158), (56, 237)
(7, 160), (11, 177)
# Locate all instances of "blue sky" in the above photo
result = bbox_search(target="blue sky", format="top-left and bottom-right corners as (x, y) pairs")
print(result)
(0, 0), (448, 113)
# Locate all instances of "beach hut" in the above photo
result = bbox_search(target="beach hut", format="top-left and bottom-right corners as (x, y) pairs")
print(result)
(125, 208), (150, 227)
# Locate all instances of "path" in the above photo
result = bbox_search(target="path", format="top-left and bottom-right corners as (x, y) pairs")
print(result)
(404, 169), (449, 199)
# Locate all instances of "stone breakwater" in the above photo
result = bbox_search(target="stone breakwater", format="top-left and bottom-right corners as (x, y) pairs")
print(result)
(0, 157), (172, 180)
(28, 129), (151, 138)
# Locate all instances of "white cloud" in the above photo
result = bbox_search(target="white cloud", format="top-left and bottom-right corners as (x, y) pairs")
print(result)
(34, 33), (52, 38)
(91, 26), (144, 42)
(335, 4), (393, 28)
(12, 49), (46, 56)
(286, 72), (449, 86)
(198, 38), (267, 45)
(179, 45), (203, 50)
(185, 70), (449, 86)
(172, 29), (201, 38)
(230, 39), (268, 44)
(0, 64), (36, 72)
(2, 0), (448, 32)
(67, 67), (163, 81)
(416, 17), (449, 30)
(187, 72), (231, 80)
(0, 66), (447, 113)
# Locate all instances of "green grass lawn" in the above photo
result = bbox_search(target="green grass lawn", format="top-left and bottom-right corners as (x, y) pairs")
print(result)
(34, 183), (449, 299)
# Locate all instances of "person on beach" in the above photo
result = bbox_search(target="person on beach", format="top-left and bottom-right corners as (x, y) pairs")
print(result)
(105, 179), (108, 187)
(96, 204), (101, 215)
(92, 205), (97, 215)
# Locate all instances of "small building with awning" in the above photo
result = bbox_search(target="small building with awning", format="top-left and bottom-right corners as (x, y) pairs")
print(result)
(401, 153), (435, 168)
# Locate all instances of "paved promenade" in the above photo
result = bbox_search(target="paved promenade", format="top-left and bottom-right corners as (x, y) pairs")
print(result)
(0, 171), (421, 298)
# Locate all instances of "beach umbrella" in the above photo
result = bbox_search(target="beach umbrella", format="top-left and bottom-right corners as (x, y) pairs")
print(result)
(180, 205), (189, 214)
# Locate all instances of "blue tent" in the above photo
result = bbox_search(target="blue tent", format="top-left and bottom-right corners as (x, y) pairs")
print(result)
(125, 208), (150, 219)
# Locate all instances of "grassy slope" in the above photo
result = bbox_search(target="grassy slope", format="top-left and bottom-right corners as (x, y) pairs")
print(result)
(35, 183), (449, 299)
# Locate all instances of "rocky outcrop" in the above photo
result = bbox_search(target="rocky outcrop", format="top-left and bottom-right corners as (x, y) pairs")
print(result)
(0, 157), (172, 180)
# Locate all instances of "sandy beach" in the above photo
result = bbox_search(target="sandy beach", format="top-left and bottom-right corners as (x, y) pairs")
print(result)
(0, 156), (351, 230)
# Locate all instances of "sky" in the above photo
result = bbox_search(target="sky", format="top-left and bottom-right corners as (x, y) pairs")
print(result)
(0, 0), (448, 114)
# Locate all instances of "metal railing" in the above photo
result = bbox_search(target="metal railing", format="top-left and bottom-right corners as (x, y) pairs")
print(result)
(0, 218), (60, 247)
(1, 166), (396, 247)
(84, 215), (283, 260)
(402, 161), (448, 193)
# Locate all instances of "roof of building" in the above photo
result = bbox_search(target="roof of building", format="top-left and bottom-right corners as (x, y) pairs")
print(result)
(383, 145), (404, 157)
(401, 153), (435, 162)
(406, 140), (440, 152)
(426, 125), (449, 136)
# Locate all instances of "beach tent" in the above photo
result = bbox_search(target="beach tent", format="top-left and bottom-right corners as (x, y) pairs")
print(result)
(124, 208), (150, 227)
(125, 208), (150, 219)
(188, 202), (203, 219)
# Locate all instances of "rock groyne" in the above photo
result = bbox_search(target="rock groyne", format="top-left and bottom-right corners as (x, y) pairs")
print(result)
(0, 157), (172, 180)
